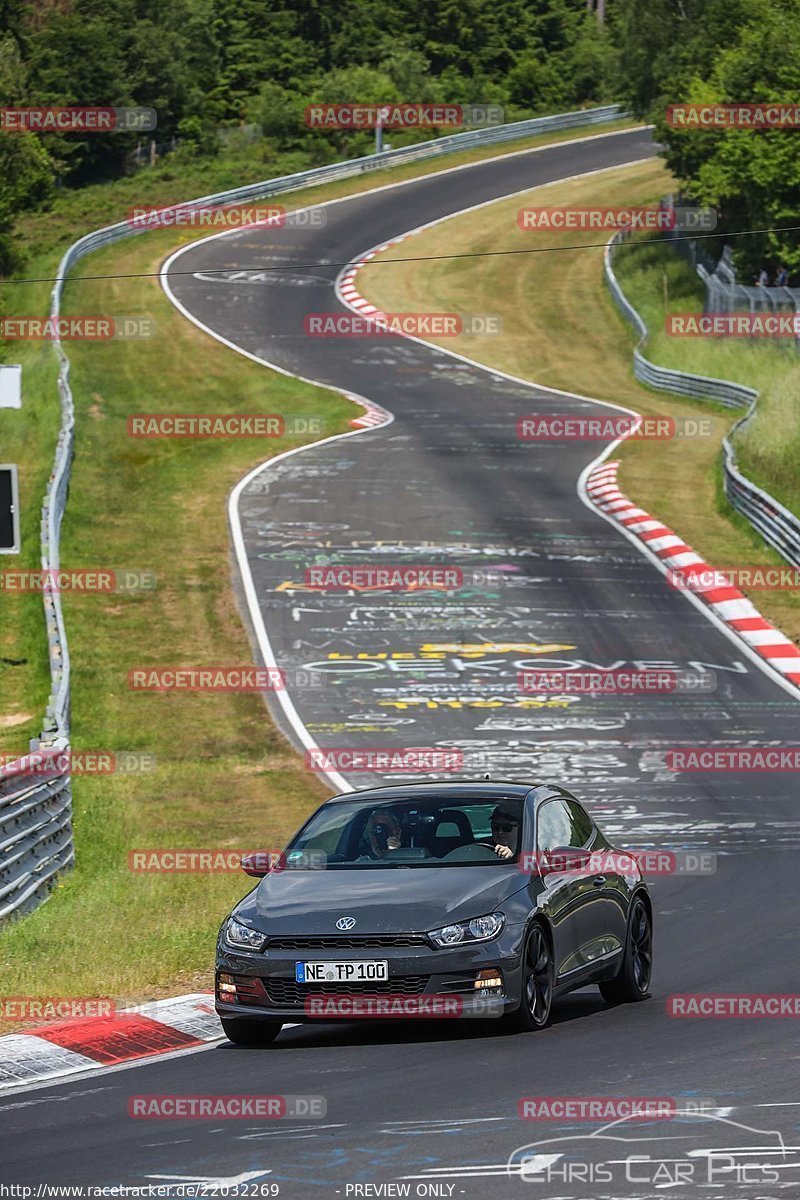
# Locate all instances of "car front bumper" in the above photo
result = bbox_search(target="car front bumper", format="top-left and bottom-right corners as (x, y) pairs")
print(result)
(215, 927), (525, 1024)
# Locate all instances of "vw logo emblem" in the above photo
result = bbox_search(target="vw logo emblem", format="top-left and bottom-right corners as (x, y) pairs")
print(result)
(336, 916), (357, 931)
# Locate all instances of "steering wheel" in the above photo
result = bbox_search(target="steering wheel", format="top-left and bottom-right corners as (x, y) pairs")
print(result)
(441, 843), (501, 863)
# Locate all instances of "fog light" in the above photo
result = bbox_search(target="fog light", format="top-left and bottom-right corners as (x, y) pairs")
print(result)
(474, 969), (503, 991)
(218, 973), (237, 996)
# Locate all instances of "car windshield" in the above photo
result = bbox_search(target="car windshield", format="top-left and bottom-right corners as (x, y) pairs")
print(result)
(284, 796), (525, 868)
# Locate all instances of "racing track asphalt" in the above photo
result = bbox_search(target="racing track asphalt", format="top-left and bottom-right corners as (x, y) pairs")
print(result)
(3, 127), (800, 1197)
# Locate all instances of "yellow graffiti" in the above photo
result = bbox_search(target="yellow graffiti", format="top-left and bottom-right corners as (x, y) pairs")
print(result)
(323, 641), (577, 662)
(419, 641), (577, 657)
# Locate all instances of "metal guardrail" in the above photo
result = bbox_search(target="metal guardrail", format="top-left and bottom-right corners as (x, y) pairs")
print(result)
(605, 229), (800, 570)
(0, 104), (628, 924)
(0, 745), (73, 921)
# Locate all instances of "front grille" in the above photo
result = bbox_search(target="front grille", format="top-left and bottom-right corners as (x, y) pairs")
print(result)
(264, 975), (430, 1006)
(265, 935), (428, 950)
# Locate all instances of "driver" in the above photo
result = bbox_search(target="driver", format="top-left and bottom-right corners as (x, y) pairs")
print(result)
(359, 810), (402, 860)
(483, 805), (521, 860)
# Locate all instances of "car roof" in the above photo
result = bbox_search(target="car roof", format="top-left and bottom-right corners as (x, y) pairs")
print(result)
(325, 780), (544, 804)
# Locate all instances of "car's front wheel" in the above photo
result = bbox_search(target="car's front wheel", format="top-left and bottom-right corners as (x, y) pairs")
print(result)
(599, 895), (652, 1003)
(503, 923), (554, 1033)
(220, 1017), (283, 1046)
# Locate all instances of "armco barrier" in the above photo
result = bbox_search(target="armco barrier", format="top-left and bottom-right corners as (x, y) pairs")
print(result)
(605, 229), (800, 570)
(0, 745), (73, 921)
(0, 104), (627, 923)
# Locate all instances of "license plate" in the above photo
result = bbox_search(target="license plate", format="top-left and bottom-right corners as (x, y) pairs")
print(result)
(295, 960), (389, 983)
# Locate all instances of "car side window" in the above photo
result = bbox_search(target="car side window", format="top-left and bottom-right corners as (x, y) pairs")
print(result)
(565, 800), (594, 848)
(536, 800), (573, 852)
(537, 799), (595, 851)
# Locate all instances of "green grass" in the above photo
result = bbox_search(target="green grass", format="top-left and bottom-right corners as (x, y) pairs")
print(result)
(0, 227), (344, 1012)
(738, 371), (800, 517)
(613, 236), (800, 517)
(0, 278), (60, 748)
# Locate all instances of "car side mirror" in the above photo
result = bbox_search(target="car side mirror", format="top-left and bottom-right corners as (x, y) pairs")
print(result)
(241, 852), (278, 877)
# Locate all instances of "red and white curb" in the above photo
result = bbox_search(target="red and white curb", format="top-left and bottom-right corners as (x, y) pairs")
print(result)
(339, 236), (418, 433)
(0, 993), (222, 1091)
(349, 397), (391, 429)
(338, 233), (414, 326)
(338, 257), (399, 431)
(585, 461), (800, 687)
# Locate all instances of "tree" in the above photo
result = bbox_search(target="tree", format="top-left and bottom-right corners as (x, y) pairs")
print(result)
(0, 129), (54, 271)
(655, 0), (800, 275)
(614, 0), (752, 117)
(247, 80), (306, 147)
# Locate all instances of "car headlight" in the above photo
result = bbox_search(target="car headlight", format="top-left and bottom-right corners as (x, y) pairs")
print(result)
(224, 917), (266, 952)
(428, 912), (505, 948)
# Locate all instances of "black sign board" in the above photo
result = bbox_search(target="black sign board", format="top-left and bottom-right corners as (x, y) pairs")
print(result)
(0, 465), (20, 553)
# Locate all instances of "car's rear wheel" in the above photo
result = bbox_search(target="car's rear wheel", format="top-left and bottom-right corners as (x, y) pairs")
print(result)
(599, 895), (652, 1003)
(220, 1017), (283, 1046)
(503, 923), (553, 1033)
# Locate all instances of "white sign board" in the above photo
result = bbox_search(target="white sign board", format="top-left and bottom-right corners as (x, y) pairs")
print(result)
(0, 365), (22, 409)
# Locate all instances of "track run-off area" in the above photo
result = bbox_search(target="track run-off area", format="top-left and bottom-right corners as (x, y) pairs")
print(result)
(3, 126), (800, 1198)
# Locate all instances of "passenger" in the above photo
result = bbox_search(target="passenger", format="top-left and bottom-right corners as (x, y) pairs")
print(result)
(358, 810), (402, 860)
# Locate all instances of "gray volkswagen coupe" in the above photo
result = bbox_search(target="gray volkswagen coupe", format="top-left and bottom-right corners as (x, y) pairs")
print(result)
(215, 781), (653, 1044)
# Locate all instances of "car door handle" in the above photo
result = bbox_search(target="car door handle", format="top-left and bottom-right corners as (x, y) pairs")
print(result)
(593, 876), (606, 886)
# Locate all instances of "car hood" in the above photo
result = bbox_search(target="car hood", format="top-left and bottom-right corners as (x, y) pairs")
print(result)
(235, 866), (528, 934)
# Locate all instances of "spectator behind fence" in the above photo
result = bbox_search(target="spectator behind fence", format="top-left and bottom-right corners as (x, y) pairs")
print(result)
(774, 266), (789, 287)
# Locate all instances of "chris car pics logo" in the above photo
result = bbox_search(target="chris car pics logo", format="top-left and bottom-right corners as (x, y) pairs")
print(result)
(507, 1111), (795, 1187)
